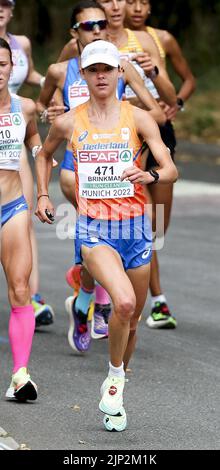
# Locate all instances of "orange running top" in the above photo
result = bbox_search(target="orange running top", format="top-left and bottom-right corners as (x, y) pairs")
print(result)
(71, 100), (147, 220)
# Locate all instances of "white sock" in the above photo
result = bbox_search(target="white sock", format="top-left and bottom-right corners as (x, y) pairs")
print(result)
(151, 294), (167, 309)
(108, 362), (125, 378)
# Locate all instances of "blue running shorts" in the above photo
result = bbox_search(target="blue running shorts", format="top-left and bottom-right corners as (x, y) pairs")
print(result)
(75, 214), (152, 270)
(59, 149), (75, 173)
(1, 195), (28, 227)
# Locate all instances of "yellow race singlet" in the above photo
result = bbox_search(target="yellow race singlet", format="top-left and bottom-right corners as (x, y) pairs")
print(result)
(119, 29), (159, 100)
(146, 27), (166, 60)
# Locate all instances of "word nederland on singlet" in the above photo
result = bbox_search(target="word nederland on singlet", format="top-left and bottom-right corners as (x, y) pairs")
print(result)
(77, 142), (134, 199)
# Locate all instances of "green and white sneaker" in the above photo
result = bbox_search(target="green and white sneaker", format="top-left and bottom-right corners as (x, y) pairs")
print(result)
(5, 367), (38, 402)
(103, 406), (127, 432)
(99, 375), (125, 416)
(32, 293), (54, 328)
(146, 301), (177, 329)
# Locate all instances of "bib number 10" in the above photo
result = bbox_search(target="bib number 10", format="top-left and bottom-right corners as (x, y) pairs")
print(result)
(0, 129), (11, 139)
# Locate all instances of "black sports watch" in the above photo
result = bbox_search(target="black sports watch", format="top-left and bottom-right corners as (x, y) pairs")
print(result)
(148, 65), (159, 80)
(148, 169), (159, 184)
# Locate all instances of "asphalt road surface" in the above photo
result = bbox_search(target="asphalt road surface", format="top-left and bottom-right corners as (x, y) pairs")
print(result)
(0, 147), (220, 450)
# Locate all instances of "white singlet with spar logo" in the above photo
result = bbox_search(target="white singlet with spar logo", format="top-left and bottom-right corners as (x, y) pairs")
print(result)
(0, 111), (26, 171)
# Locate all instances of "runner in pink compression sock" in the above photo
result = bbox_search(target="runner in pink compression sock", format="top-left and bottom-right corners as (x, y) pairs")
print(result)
(9, 305), (35, 374)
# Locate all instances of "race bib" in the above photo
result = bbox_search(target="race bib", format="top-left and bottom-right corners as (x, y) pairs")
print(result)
(121, 53), (159, 100)
(0, 112), (24, 168)
(78, 148), (134, 199)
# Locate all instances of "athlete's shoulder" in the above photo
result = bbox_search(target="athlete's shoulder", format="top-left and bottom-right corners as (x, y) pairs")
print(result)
(155, 29), (175, 49)
(13, 35), (31, 53)
(131, 104), (156, 124)
(58, 38), (78, 62)
(47, 61), (68, 81)
(20, 97), (36, 115)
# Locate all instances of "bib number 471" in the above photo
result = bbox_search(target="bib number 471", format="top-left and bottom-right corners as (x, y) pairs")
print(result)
(94, 166), (114, 176)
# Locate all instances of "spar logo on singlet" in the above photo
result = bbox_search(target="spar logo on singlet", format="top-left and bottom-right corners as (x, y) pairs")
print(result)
(12, 50), (25, 66)
(12, 114), (22, 126)
(0, 114), (12, 126)
(70, 83), (90, 98)
(120, 150), (132, 162)
(78, 149), (133, 163)
(78, 149), (119, 163)
(0, 114), (21, 127)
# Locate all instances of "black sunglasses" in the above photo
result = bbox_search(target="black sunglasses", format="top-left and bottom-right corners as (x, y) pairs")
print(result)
(72, 20), (108, 32)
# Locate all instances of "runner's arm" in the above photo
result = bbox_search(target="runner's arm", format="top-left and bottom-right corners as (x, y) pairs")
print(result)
(35, 112), (73, 223)
(135, 31), (177, 106)
(121, 107), (178, 185)
(21, 98), (41, 148)
(163, 31), (196, 102)
(18, 35), (44, 86)
(123, 61), (166, 125)
(57, 38), (78, 62)
(36, 64), (67, 122)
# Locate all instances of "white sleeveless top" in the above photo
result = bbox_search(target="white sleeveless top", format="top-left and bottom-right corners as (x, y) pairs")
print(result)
(0, 94), (26, 171)
(8, 34), (29, 94)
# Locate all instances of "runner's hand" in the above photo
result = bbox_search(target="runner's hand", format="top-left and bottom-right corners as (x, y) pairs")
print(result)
(165, 104), (179, 121)
(35, 196), (55, 224)
(121, 166), (154, 185)
(133, 52), (154, 76)
(47, 104), (67, 124)
(159, 101), (179, 121)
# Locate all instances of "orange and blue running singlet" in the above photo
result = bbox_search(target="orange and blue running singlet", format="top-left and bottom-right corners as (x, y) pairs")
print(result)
(71, 101), (147, 221)
(72, 101), (152, 269)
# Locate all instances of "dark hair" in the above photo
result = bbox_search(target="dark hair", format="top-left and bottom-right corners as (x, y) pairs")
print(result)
(0, 37), (13, 65)
(70, 0), (105, 29)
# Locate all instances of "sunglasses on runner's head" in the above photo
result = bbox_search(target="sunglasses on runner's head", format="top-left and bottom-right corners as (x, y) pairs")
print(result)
(72, 20), (108, 31)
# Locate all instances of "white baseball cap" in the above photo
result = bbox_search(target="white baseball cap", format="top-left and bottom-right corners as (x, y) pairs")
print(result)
(81, 40), (120, 69)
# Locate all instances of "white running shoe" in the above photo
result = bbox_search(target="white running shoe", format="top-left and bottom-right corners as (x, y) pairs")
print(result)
(5, 367), (37, 402)
(99, 375), (125, 416)
(103, 406), (127, 432)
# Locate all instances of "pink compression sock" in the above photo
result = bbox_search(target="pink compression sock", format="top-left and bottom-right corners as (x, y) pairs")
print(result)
(95, 285), (110, 305)
(9, 305), (35, 374)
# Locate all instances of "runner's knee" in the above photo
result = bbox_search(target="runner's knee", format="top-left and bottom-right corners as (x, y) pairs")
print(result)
(114, 294), (136, 322)
(9, 278), (30, 305)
